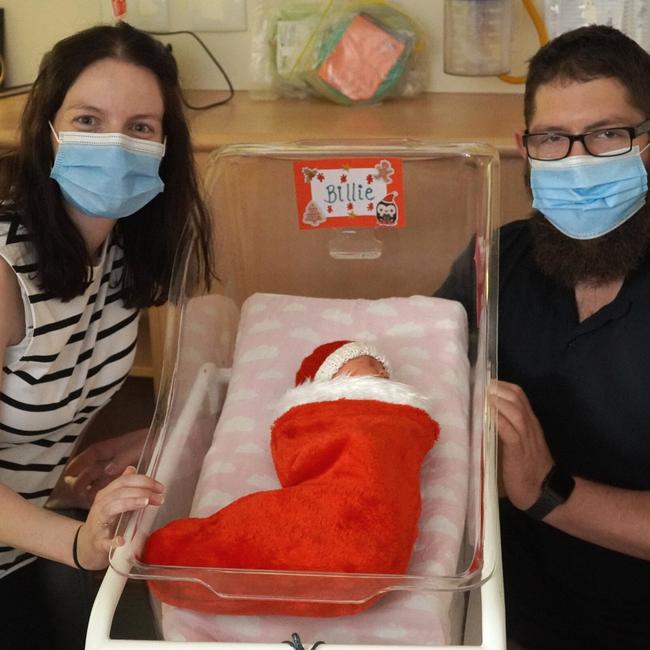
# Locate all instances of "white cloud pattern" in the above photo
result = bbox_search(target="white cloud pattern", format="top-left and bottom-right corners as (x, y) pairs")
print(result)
(248, 319), (282, 334)
(220, 416), (255, 433)
(240, 345), (278, 363)
(289, 327), (321, 342)
(385, 322), (426, 337)
(321, 308), (353, 324)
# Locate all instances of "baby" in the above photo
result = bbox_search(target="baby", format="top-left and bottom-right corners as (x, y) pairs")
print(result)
(143, 340), (440, 616)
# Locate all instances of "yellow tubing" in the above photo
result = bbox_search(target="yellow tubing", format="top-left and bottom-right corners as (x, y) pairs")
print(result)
(498, 0), (549, 84)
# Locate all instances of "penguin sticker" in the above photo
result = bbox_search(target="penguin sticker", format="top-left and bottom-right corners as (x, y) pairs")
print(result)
(375, 191), (399, 226)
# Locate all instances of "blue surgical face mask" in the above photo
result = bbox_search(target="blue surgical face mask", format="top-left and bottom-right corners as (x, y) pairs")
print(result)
(49, 123), (165, 219)
(529, 145), (649, 240)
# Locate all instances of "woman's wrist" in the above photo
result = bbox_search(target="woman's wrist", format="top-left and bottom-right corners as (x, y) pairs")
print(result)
(72, 521), (107, 571)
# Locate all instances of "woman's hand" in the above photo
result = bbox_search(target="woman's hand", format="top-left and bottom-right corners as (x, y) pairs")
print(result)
(74, 466), (165, 570)
(490, 379), (555, 511)
(58, 428), (150, 509)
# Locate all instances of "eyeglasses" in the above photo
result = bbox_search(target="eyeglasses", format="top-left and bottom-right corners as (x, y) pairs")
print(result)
(523, 119), (650, 161)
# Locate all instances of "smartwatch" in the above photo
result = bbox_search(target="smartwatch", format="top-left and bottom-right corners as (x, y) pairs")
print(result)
(525, 465), (575, 521)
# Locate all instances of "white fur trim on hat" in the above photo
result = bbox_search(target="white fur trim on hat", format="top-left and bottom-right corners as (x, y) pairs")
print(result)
(314, 342), (391, 381)
(274, 375), (435, 421)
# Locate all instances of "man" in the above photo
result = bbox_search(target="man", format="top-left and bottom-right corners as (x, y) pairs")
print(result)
(437, 25), (650, 649)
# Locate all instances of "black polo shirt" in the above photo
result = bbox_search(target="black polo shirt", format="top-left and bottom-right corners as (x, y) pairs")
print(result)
(437, 218), (650, 647)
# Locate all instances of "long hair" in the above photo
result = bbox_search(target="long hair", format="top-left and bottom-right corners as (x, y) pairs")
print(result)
(0, 22), (213, 306)
(524, 25), (650, 128)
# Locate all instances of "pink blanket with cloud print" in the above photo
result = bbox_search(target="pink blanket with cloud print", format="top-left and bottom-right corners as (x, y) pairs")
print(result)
(159, 292), (470, 645)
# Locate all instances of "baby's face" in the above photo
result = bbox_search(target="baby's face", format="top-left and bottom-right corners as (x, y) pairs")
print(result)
(334, 355), (389, 379)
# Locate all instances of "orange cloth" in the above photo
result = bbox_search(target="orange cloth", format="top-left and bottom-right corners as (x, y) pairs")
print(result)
(317, 14), (406, 101)
(143, 398), (439, 616)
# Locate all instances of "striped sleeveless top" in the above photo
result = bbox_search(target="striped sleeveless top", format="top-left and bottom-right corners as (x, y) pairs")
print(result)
(0, 213), (140, 577)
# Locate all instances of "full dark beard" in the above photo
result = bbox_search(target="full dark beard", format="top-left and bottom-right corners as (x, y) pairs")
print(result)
(530, 205), (650, 287)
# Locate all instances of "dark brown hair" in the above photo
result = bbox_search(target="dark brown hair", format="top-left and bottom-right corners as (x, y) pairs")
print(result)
(0, 22), (213, 306)
(524, 25), (650, 128)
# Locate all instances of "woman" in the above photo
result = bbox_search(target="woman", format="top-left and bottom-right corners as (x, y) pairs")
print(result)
(0, 22), (213, 648)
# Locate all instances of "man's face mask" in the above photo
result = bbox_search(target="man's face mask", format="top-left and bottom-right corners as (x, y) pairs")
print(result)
(49, 122), (165, 219)
(529, 145), (649, 240)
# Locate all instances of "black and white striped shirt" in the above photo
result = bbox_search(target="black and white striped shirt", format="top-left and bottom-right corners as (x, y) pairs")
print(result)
(0, 214), (139, 577)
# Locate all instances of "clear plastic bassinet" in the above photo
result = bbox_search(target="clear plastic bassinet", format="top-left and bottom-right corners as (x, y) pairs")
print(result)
(99, 140), (502, 648)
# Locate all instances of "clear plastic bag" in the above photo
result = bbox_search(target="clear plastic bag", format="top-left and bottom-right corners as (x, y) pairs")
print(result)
(249, 0), (428, 105)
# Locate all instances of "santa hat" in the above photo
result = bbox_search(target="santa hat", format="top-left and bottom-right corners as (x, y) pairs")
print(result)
(295, 340), (391, 385)
(380, 191), (398, 203)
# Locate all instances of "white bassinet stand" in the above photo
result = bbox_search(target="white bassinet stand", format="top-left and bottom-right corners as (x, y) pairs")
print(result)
(86, 141), (505, 649)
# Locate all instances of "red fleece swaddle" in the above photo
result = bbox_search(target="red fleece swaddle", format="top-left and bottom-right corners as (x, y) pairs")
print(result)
(143, 341), (440, 616)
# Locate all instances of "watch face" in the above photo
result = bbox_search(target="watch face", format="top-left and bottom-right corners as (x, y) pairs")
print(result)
(545, 466), (576, 502)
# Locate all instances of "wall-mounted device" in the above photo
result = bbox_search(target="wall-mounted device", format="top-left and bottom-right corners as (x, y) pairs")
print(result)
(443, 0), (548, 85)
(443, 0), (514, 76)
(189, 0), (247, 32)
(101, 0), (247, 33)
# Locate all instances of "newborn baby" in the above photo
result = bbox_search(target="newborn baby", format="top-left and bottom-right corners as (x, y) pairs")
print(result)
(143, 340), (440, 616)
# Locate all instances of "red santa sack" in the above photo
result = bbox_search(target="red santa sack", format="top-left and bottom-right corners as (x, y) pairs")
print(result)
(142, 348), (440, 616)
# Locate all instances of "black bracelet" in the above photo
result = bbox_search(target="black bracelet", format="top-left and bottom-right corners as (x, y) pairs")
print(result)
(72, 524), (87, 571)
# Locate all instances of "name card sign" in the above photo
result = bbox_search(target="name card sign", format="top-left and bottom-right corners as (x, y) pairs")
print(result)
(293, 157), (405, 230)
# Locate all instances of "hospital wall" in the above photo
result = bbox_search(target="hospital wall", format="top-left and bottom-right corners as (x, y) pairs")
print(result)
(1, 0), (538, 393)
(2, 0), (543, 93)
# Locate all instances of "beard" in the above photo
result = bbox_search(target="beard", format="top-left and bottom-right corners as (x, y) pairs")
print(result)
(529, 205), (650, 287)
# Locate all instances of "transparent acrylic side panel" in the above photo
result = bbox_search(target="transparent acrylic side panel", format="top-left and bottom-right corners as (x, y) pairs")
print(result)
(110, 142), (499, 609)
(211, 144), (487, 302)
(110, 238), (239, 578)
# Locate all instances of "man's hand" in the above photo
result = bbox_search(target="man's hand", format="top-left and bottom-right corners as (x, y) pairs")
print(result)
(490, 380), (555, 511)
(490, 381), (650, 559)
(58, 428), (150, 509)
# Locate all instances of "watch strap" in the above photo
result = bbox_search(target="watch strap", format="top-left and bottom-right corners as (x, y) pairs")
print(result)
(525, 465), (575, 521)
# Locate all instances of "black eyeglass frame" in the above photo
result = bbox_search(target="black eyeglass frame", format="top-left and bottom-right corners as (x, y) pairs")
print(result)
(523, 118), (650, 161)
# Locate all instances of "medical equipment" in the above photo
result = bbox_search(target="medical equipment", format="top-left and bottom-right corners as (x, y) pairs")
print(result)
(249, 0), (427, 103)
(444, 0), (514, 76)
(444, 0), (547, 84)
